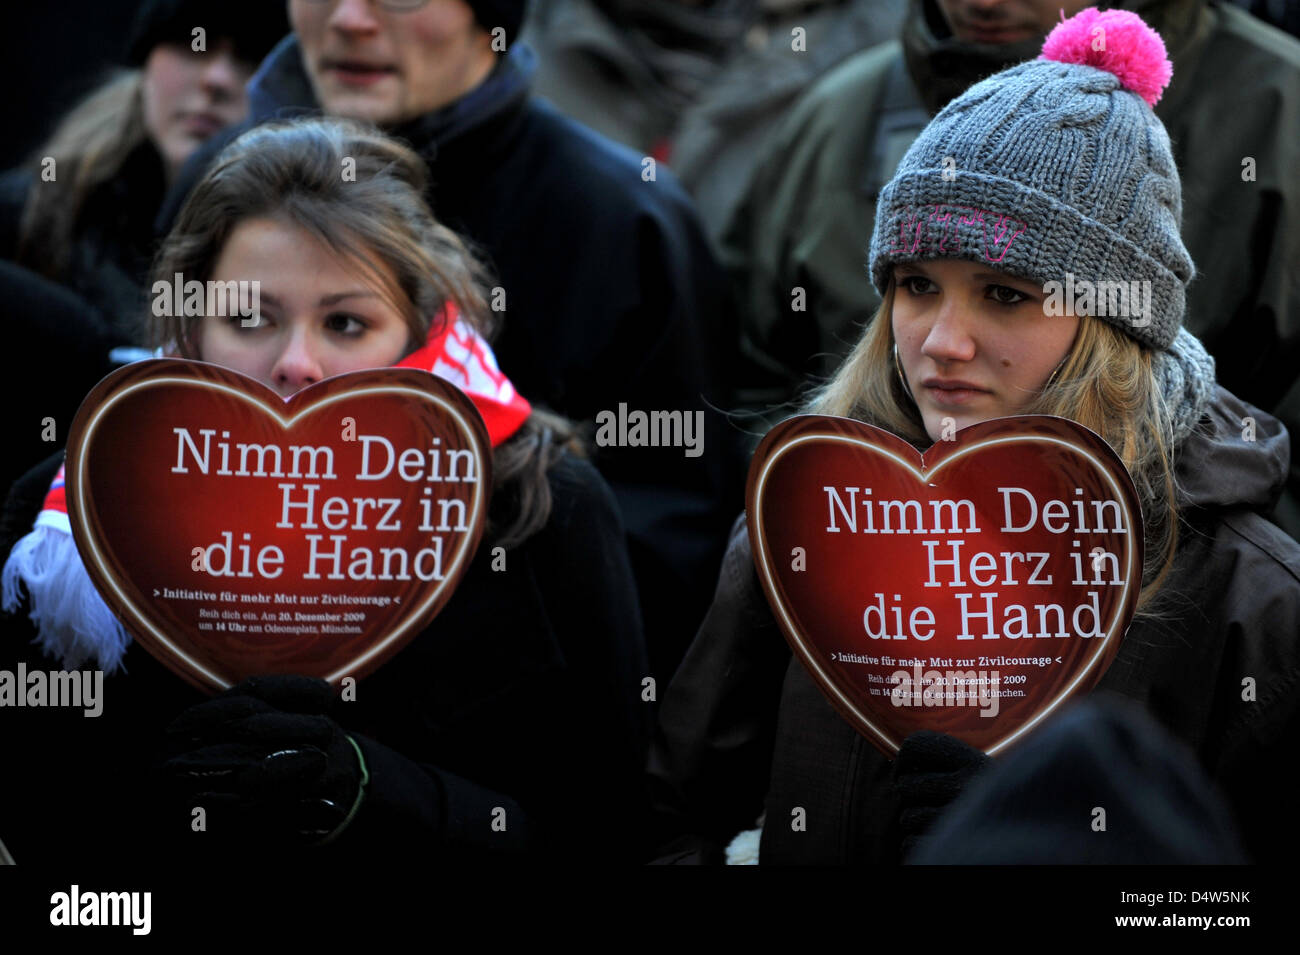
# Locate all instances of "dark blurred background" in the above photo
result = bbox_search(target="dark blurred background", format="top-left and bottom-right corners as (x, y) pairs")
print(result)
(5, 0), (1297, 191)
(6, 2), (139, 168)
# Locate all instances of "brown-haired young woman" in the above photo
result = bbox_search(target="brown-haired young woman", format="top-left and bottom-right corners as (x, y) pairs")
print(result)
(0, 117), (650, 865)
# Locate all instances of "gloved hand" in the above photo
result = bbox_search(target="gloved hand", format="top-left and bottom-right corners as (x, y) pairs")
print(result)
(892, 731), (991, 860)
(160, 675), (368, 848)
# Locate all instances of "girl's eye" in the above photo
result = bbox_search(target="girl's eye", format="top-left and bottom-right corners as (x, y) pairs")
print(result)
(988, 285), (1029, 305)
(324, 312), (366, 336)
(900, 276), (936, 295)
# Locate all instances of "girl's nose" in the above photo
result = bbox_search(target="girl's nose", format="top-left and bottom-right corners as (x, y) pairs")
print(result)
(920, 298), (977, 365)
(270, 330), (325, 397)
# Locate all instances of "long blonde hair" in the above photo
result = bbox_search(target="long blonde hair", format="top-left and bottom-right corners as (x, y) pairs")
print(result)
(17, 71), (149, 281)
(808, 281), (1180, 614)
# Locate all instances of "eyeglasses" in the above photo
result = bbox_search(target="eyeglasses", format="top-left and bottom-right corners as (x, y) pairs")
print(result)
(300, 0), (431, 11)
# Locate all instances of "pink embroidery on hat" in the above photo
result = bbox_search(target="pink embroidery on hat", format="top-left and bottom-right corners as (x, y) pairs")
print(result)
(889, 207), (927, 255)
(984, 214), (1028, 262)
(888, 205), (1027, 263)
(930, 205), (954, 252)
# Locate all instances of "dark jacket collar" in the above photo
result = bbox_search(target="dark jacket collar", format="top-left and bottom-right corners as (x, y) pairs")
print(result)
(246, 34), (537, 155)
(901, 0), (1211, 115)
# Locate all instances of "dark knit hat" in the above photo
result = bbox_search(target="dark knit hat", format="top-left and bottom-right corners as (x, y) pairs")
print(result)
(126, 0), (289, 67)
(908, 694), (1249, 864)
(467, 0), (529, 47)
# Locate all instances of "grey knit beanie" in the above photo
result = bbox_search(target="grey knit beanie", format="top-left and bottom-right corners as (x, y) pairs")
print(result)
(868, 7), (1214, 443)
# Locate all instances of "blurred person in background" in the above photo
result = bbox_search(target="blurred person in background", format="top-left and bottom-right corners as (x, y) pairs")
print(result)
(522, 0), (907, 243)
(1, 0), (286, 336)
(0, 0), (287, 497)
(1228, 0), (1300, 37)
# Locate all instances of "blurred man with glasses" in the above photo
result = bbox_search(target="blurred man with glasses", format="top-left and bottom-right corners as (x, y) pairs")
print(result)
(293, 0), (498, 123)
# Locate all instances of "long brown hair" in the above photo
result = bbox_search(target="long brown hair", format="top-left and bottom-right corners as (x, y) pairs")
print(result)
(17, 71), (149, 281)
(808, 280), (1180, 614)
(151, 117), (582, 550)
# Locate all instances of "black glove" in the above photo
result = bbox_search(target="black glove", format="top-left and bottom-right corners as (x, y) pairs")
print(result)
(161, 675), (368, 848)
(892, 731), (991, 860)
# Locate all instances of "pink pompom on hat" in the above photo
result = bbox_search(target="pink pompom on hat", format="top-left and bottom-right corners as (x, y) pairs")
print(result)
(1039, 6), (1173, 107)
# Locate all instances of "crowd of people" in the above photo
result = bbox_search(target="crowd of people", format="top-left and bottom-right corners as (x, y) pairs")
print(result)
(1, 0), (1298, 866)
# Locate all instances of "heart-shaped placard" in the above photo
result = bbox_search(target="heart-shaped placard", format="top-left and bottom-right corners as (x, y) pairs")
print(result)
(66, 359), (491, 694)
(747, 415), (1142, 757)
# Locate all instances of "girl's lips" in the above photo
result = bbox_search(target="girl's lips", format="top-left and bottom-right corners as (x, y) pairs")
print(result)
(923, 385), (990, 407)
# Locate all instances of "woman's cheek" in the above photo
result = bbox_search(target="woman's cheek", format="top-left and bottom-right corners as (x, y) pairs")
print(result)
(201, 327), (247, 370)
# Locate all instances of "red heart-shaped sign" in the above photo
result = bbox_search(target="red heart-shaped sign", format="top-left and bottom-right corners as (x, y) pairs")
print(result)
(747, 415), (1141, 756)
(66, 359), (491, 694)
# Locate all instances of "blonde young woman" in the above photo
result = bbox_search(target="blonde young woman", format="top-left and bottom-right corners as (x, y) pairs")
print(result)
(648, 9), (1300, 864)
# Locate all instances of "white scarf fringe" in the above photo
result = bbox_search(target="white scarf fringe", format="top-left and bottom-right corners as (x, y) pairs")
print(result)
(725, 825), (763, 865)
(2, 513), (129, 673)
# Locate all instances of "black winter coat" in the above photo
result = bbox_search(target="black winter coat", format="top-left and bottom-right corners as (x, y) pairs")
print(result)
(0, 138), (164, 342)
(0, 449), (651, 865)
(158, 40), (743, 685)
(648, 387), (1300, 864)
(0, 142), (167, 497)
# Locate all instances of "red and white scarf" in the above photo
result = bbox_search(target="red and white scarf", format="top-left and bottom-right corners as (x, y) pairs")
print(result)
(1, 308), (529, 671)
(396, 303), (530, 448)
